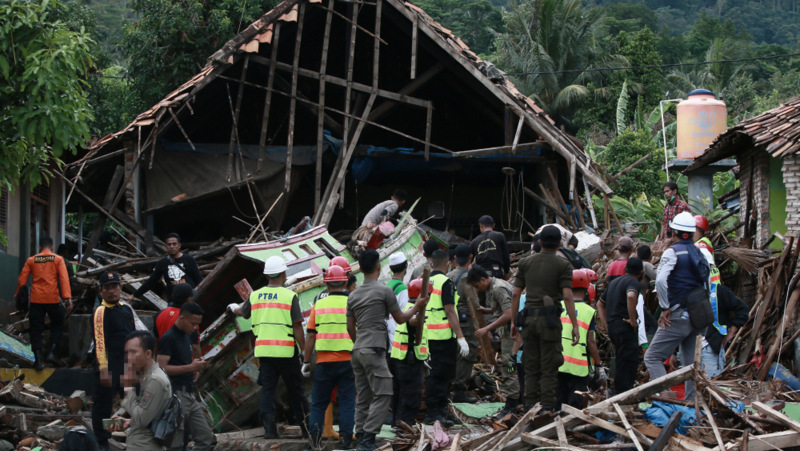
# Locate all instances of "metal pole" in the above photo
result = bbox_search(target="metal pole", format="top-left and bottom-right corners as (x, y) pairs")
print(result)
(660, 100), (670, 181)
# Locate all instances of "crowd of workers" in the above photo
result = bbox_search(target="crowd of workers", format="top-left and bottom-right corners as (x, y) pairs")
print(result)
(13, 182), (750, 451)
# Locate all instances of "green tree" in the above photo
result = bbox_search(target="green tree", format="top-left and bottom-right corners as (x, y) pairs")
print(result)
(603, 3), (658, 37)
(414, 0), (504, 56)
(617, 27), (664, 111)
(0, 0), (95, 190)
(494, 0), (626, 124)
(604, 129), (663, 199)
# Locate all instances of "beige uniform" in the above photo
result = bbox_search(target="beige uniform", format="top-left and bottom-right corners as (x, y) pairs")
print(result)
(122, 363), (172, 451)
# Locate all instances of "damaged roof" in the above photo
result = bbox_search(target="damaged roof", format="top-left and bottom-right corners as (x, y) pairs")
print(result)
(687, 95), (800, 171)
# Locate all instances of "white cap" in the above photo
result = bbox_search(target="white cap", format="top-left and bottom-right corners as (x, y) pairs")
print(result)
(263, 256), (288, 275)
(389, 252), (407, 266)
(670, 211), (696, 232)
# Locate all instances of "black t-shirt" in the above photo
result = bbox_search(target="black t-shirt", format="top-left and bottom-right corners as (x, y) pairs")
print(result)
(470, 230), (511, 273)
(602, 274), (641, 322)
(134, 254), (203, 302)
(158, 325), (194, 391)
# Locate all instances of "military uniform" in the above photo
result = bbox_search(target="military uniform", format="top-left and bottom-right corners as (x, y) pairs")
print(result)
(514, 250), (573, 409)
(447, 266), (477, 396)
(485, 277), (520, 402)
(121, 363), (172, 451)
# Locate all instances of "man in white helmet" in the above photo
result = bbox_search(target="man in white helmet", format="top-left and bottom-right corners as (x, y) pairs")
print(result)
(229, 256), (309, 439)
(644, 211), (710, 401)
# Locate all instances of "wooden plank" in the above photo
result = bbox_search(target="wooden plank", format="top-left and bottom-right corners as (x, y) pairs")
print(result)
(523, 187), (569, 222)
(315, 0), (334, 210)
(648, 411), (683, 451)
(227, 55), (249, 182)
(81, 165), (125, 266)
(555, 415), (569, 447)
(285, 3), (306, 191)
(257, 22), (281, 173)
(368, 63), (443, 123)
(490, 404), (540, 451)
(614, 403), (644, 451)
(121, 274), (167, 310)
(424, 101), (432, 161)
(757, 284), (800, 380)
(520, 432), (588, 451)
(463, 284), (495, 365)
(410, 14), (418, 79)
(450, 433), (462, 451)
(561, 404), (653, 446)
(706, 387), (765, 434)
(451, 142), (547, 159)
(547, 166), (576, 229)
(752, 401), (800, 433)
(698, 393), (725, 451)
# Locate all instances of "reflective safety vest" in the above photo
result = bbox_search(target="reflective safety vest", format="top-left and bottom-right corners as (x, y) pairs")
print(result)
(314, 294), (353, 352)
(390, 303), (429, 360)
(708, 266), (727, 335)
(426, 274), (458, 341)
(250, 286), (297, 358)
(558, 302), (596, 377)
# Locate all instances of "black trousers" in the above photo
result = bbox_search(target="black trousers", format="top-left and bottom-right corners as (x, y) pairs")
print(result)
(556, 372), (589, 409)
(390, 352), (424, 425)
(258, 351), (310, 432)
(29, 302), (65, 353)
(92, 369), (124, 446)
(426, 338), (456, 416)
(608, 320), (641, 394)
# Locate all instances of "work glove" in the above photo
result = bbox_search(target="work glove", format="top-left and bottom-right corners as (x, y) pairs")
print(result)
(596, 367), (609, 384)
(507, 354), (517, 374)
(227, 303), (240, 314)
(457, 337), (469, 357)
(301, 363), (312, 378)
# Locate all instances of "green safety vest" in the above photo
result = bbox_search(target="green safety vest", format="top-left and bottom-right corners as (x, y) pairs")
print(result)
(426, 274), (458, 341)
(559, 302), (596, 377)
(390, 303), (429, 360)
(250, 286), (297, 358)
(314, 294), (353, 352)
(387, 279), (407, 296)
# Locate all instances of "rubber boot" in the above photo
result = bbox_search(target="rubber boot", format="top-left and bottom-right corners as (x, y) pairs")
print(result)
(356, 432), (377, 451)
(33, 351), (44, 371)
(322, 403), (339, 439)
(262, 414), (279, 439)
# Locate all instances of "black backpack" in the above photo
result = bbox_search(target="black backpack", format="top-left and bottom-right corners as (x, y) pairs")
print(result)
(149, 393), (184, 446)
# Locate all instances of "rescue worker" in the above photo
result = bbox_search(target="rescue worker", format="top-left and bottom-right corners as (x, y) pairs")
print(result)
(700, 284), (749, 377)
(410, 238), (440, 279)
(109, 330), (171, 451)
(660, 181), (691, 240)
(315, 256), (352, 302)
(424, 250), (469, 426)
(607, 236), (634, 284)
(557, 269), (603, 408)
(229, 256), (309, 439)
(693, 215), (712, 249)
(346, 249), (428, 451)
(124, 233), (203, 303)
(155, 283), (201, 358)
(386, 252), (409, 346)
(16, 236), (72, 369)
(157, 302), (215, 451)
(92, 271), (136, 451)
(511, 225), (579, 413)
(598, 259), (643, 394)
(645, 211), (709, 401)
(361, 189), (407, 228)
(467, 265), (520, 416)
(448, 244), (478, 404)
(389, 278), (431, 427)
(301, 265), (356, 450)
(470, 215), (510, 279)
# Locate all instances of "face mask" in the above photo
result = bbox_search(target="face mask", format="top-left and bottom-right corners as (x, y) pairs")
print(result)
(669, 195), (675, 202)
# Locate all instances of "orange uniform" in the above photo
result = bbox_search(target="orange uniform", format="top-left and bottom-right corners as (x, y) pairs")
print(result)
(16, 249), (71, 304)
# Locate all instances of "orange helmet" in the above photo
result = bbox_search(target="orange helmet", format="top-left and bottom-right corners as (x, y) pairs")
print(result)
(572, 269), (590, 290)
(694, 215), (709, 232)
(696, 241), (714, 255)
(324, 265), (348, 283)
(329, 256), (352, 273)
(588, 284), (596, 302)
(583, 269), (598, 283)
(408, 278), (433, 299)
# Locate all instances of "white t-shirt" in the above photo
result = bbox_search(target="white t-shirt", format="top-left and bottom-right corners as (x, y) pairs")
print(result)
(386, 289), (409, 344)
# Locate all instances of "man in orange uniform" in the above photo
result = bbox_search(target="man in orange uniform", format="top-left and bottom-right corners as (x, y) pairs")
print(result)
(16, 236), (72, 369)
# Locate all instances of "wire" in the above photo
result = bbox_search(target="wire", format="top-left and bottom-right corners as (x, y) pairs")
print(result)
(505, 52), (800, 76)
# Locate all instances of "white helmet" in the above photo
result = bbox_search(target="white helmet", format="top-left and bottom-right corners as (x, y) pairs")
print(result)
(670, 211), (696, 232)
(263, 256), (288, 276)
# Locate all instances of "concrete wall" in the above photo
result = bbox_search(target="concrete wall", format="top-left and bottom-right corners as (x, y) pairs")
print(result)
(781, 154), (800, 239)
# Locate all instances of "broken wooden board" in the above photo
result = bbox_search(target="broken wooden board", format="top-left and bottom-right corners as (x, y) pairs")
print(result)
(121, 274), (167, 310)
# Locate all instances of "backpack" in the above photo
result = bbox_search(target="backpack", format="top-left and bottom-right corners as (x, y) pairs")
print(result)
(559, 248), (591, 269)
(671, 243), (714, 331)
(149, 393), (183, 446)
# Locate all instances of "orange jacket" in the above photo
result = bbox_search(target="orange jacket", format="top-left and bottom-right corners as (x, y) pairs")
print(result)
(16, 249), (72, 304)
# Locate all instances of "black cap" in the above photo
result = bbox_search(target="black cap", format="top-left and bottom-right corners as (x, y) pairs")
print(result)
(626, 257), (644, 275)
(172, 283), (197, 302)
(540, 225), (561, 242)
(99, 271), (121, 286)
(423, 239), (440, 257)
(455, 244), (471, 265)
(478, 215), (495, 226)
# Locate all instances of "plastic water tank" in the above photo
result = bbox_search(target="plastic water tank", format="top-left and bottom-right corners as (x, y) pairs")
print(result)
(676, 89), (727, 159)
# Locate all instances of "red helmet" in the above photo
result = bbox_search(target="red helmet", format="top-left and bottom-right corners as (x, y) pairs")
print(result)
(588, 284), (596, 302)
(696, 241), (714, 255)
(324, 265), (348, 283)
(572, 269), (590, 290)
(694, 215), (709, 232)
(408, 278), (433, 299)
(583, 269), (598, 283)
(329, 256), (352, 273)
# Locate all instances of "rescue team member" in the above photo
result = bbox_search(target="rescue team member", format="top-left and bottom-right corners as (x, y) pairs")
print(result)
(15, 236), (72, 369)
(645, 211), (709, 401)
(361, 189), (407, 228)
(700, 284), (748, 377)
(157, 302), (215, 451)
(410, 238), (440, 280)
(92, 271), (136, 451)
(108, 330), (171, 451)
(390, 278), (431, 427)
(694, 215), (712, 250)
(470, 215), (510, 279)
(660, 181), (690, 240)
(598, 259), (644, 394)
(424, 250), (470, 426)
(511, 225), (579, 413)
(557, 269), (603, 409)
(155, 283), (200, 357)
(301, 266), (356, 450)
(230, 256), (309, 439)
(124, 233), (203, 303)
(607, 236), (634, 284)
(346, 250), (427, 451)
(468, 266), (520, 416)
(386, 252), (409, 346)
(315, 256), (353, 302)
(448, 244), (478, 404)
